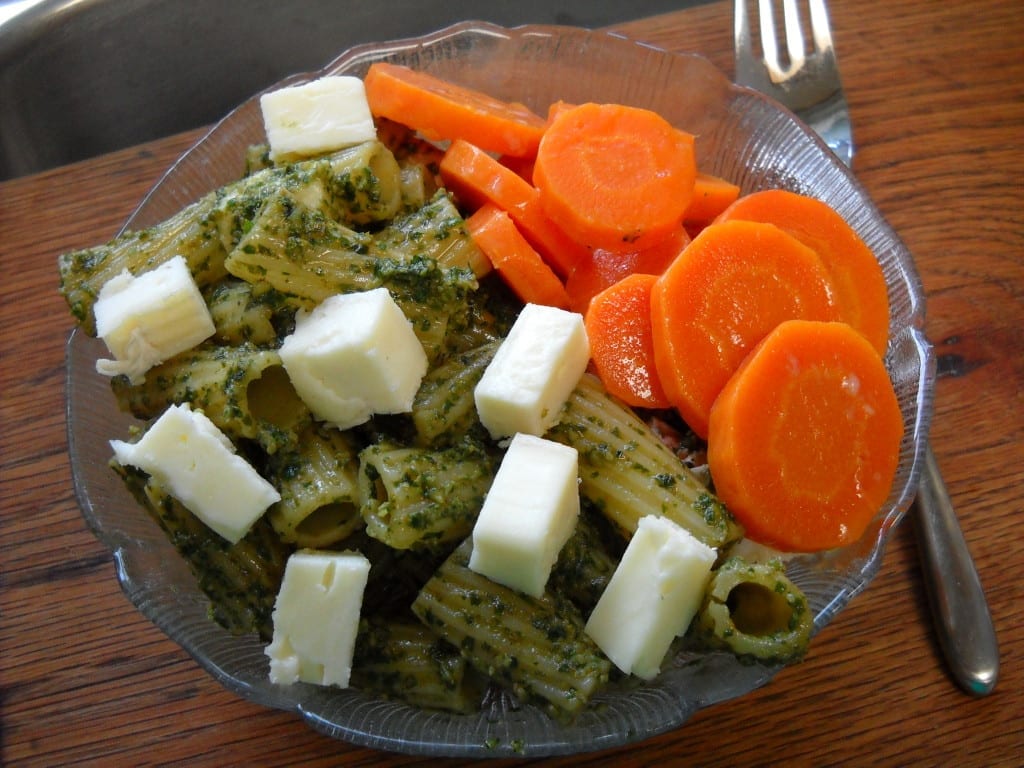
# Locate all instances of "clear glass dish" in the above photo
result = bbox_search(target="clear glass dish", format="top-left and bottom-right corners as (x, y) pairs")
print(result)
(66, 21), (934, 758)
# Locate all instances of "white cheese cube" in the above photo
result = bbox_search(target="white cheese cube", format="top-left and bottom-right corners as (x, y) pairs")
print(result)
(585, 514), (716, 680)
(260, 76), (377, 162)
(474, 303), (590, 439)
(94, 255), (215, 384)
(109, 403), (280, 543)
(265, 550), (370, 687)
(468, 433), (580, 597)
(279, 288), (428, 430)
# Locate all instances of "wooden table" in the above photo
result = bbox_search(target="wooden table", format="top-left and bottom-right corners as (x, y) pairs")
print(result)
(2, 0), (1021, 764)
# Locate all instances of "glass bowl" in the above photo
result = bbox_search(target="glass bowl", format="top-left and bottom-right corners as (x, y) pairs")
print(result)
(66, 21), (934, 758)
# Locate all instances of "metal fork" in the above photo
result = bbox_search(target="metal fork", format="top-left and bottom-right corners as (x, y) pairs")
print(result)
(734, 0), (998, 696)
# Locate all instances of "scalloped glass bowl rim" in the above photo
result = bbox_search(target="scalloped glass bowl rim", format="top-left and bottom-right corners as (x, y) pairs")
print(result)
(65, 20), (934, 759)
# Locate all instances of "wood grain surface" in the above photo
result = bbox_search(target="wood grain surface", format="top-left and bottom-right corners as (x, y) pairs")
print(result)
(2, 0), (1021, 765)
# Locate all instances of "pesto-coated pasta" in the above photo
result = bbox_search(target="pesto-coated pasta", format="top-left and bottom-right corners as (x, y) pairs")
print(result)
(412, 540), (611, 720)
(411, 340), (498, 447)
(692, 556), (813, 664)
(266, 425), (363, 548)
(114, 463), (290, 641)
(58, 140), (403, 333)
(225, 192), (380, 306)
(351, 616), (483, 714)
(357, 438), (495, 550)
(112, 344), (311, 455)
(372, 190), (490, 278)
(205, 279), (279, 346)
(549, 373), (743, 549)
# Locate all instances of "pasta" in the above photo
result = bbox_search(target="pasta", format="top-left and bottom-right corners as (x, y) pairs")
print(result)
(357, 438), (496, 550)
(265, 424), (364, 548)
(60, 107), (813, 721)
(112, 343), (310, 455)
(115, 464), (289, 640)
(693, 556), (813, 664)
(549, 373), (743, 549)
(351, 615), (484, 714)
(411, 540), (611, 720)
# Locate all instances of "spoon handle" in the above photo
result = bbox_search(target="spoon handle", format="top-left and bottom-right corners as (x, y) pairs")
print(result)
(914, 444), (999, 695)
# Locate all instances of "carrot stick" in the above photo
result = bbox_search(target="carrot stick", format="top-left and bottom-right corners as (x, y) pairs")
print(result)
(465, 204), (571, 309)
(707, 319), (904, 552)
(440, 139), (589, 277)
(364, 63), (547, 157)
(584, 273), (671, 409)
(684, 172), (741, 225)
(649, 219), (841, 438)
(533, 103), (697, 252)
(565, 225), (690, 314)
(716, 189), (890, 355)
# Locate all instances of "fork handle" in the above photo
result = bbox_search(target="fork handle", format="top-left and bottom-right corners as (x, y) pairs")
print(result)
(913, 445), (999, 695)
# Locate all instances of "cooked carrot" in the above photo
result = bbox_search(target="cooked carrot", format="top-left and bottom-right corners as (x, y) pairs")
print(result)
(364, 62), (547, 157)
(707, 319), (904, 552)
(465, 204), (571, 309)
(440, 139), (588, 277)
(584, 273), (671, 409)
(650, 219), (841, 438)
(716, 189), (890, 355)
(533, 102), (697, 252)
(684, 172), (741, 225)
(565, 225), (690, 314)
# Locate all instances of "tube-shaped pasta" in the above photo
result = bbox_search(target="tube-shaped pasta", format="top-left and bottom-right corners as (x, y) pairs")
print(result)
(112, 343), (311, 455)
(114, 463), (290, 641)
(357, 438), (495, 550)
(266, 425), (364, 548)
(205, 279), (279, 346)
(351, 616), (483, 714)
(58, 193), (229, 334)
(411, 341), (498, 447)
(692, 556), (813, 664)
(412, 540), (611, 721)
(225, 192), (380, 306)
(549, 373), (742, 548)
(58, 141), (403, 333)
(372, 190), (489, 278)
(548, 507), (623, 615)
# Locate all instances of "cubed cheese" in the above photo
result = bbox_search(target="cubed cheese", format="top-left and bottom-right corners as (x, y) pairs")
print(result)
(260, 76), (377, 161)
(474, 303), (590, 439)
(94, 255), (215, 384)
(279, 288), (428, 430)
(265, 550), (370, 687)
(109, 403), (280, 543)
(585, 514), (717, 680)
(468, 433), (579, 597)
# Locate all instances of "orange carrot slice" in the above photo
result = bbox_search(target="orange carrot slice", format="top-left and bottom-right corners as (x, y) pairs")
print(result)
(650, 219), (841, 438)
(364, 63), (547, 157)
(533, 102), (697, 252)
(465, 204), (571, 309)
(565, 225), (690, 314)
(585, 273), (671, 409)
(684, 172), (741, 225)
(707, 319), (904, 552)
(716, 189), (890, 355)
(440, 139), (588, 277)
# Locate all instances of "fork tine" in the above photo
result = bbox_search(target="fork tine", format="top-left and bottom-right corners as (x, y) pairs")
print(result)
(758, 0), (806, 83)
(807, 0), (836, 54)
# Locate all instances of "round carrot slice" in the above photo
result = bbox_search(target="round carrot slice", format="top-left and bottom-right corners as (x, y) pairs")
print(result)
(533, 103), (697, 252)
(716, 189), (890, 356)
(364, 62), (547, 157)
(649, 219), (841, 438)
(585, 272), (671, 409)
(707, 319), (904, 552)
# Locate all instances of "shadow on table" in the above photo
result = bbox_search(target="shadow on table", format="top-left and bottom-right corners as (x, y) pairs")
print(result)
(0, 0), (710, 179)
